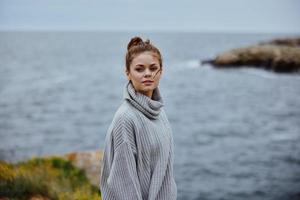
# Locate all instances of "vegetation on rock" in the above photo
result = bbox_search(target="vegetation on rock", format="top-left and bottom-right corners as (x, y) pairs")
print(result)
(0, 157), (101, 200)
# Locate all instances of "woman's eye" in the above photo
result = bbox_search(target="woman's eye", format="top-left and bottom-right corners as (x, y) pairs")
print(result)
(136, 68), (144, 72)
(150, 67), (158, 71)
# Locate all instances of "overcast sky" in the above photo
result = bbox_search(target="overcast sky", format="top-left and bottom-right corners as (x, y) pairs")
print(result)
(0, 0), (299, 33)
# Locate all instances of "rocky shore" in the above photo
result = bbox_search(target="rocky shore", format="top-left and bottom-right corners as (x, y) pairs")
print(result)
(201, 37), (300, 73)
(63, 150), (103, 187)
(0, 150), (103, 200)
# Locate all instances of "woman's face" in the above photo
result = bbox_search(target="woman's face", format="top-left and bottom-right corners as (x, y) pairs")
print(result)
(126, 51), (162, 98)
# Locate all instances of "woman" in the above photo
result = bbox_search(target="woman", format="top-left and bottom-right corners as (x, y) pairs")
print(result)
(100, 36), (177, 200)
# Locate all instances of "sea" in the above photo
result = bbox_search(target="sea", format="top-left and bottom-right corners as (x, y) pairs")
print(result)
(0, 31), (300, 200)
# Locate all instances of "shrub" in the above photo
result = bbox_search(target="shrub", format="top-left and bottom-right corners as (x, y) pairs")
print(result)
(0, 157), (101, 200)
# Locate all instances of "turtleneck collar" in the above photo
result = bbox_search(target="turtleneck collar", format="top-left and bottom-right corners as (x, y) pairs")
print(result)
(123, 81), (164, 119)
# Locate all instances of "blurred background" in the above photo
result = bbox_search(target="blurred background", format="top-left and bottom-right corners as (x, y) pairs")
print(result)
(1, 0), (300, 199)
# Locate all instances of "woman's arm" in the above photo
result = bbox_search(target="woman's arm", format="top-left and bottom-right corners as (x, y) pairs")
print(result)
(100, 116), (142, 200)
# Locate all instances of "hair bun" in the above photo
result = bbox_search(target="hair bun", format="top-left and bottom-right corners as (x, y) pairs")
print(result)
(127, 36), (144, 51)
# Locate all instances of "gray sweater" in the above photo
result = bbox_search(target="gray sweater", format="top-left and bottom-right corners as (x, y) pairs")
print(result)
(100, 81), (177, 200)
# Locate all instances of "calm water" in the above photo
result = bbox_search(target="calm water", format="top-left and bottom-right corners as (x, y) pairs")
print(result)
(0, 31), (300, 200)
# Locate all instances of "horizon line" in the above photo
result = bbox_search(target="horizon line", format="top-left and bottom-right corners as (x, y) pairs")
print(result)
(0, 28), (300, 35)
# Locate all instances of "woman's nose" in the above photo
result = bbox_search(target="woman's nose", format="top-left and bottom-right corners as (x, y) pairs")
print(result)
(144, 69), (152, 77)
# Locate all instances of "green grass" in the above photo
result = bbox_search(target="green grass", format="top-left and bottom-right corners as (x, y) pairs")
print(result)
(0, 157), (101, 200)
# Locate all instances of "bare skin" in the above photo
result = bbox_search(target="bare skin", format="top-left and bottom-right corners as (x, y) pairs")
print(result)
(126, 51), (162, 98)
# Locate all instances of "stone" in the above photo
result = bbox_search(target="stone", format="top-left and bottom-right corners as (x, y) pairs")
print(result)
(64, 150), (103, 186)
(202, 37), (300, 73)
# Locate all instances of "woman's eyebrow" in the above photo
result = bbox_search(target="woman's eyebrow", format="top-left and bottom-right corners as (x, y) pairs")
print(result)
(135, 63), (158, 67)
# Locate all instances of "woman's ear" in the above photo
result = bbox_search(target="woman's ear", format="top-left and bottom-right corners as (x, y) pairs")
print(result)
(125, 69), (130, 81)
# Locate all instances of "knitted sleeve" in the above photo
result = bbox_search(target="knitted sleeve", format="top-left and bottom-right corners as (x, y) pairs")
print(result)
(100, 115), (142, 200)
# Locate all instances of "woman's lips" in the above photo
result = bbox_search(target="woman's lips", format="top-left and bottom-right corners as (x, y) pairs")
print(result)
(142, 80), (154, 84)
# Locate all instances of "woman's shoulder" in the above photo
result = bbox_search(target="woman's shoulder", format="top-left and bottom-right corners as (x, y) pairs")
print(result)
(108, 101), (138, 144)
(111, 101), (137, 126)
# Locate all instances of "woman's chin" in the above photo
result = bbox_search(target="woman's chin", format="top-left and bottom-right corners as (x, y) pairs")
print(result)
(142, 86), (155, 91)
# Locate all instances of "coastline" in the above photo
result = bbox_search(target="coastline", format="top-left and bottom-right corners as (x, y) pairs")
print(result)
(0, 150), (103, 199)
(201, 37), (300, 73)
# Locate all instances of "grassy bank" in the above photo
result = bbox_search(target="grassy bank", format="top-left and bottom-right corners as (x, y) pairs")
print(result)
(0, 157), (101, 200)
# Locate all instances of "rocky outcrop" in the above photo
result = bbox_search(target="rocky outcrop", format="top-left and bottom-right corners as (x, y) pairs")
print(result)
(202, 38), (300, 73)
(0, 152), (103, 199)
(64, 150), (103, 187)
(260, 38), (300, 47)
